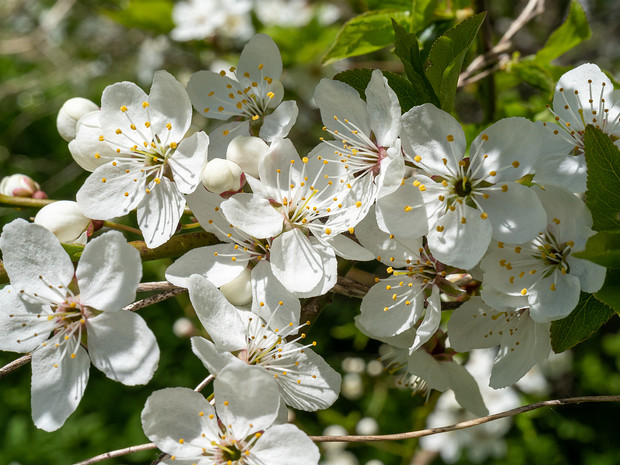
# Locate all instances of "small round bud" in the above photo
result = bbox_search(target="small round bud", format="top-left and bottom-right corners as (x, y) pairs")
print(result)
(172, 317), (196, 338)
(57, 97), (99, 142)
(226, 135), (270, 178)
(201, 158), (244, 195)
(0, 174), (44, 198)
(34, 200), (91, 244)
(355, 417), (379, 436)
(219, 267), (252, 306)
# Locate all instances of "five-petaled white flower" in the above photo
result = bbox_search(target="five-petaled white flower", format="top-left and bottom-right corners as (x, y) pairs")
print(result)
(0, 219), (159, 431)
(310, 69), (405, 202)
(538, 63), (620, 193)
(376, 103), (548, 269)
(141, 363), (320, 465)
(187, 34), (298, 156)
(76, 70), (208, 248)
(220, 138), (373, 296)
(480, 185), (606, 322)
(187, 275), (341, 411)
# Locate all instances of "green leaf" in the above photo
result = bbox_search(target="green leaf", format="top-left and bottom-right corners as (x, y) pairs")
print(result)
(61, 243), (84, 261)
(392, 19), (439, 106)
(411, 0), (438, 32)
(424, 12), (486, 112)
(332, 69), (374, 99)
(594, 269), (620, 313)
(322, 10), (412, 65)
(383, 71), (425, 111)
(574, 231), (620, 268)
(364, 0), (412, 9)
(332, 68), (423, 112)
(583, 126), (620, 232)
(509, 61), (555, 94)
(550, 292), (616, 352)
(534, 0), (591, 64)
(103, 0), (174, 34)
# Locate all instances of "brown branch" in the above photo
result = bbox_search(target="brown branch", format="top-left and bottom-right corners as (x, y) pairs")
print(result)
(0, 354), (32, 380)
(137, 281), (181, 293)
(123, 287), (188, 312)
(309, 395), (620, 442)
(72, 443), (158, 465)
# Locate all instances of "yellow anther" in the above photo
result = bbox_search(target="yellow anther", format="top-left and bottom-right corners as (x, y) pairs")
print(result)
(520, 288), (527, 295)
(447, 135), (454, 142)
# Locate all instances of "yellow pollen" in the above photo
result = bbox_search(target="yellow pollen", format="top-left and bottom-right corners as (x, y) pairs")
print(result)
(115, 128), (122, 134)
(501, 184), (508, 192)
(120, 105), (127, 112)
(414, 155), (422, 162)
(447, 135), (454, 142)
(512, 161), (520, 168)
(480, 212), (488, 219)
(142, 101), (149, 108)
(404, 205), (413, 212)
(521, 288), (527, 295)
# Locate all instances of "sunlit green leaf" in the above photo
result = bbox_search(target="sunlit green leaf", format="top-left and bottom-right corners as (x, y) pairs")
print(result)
(103, 0), (174, 34)
(322, 10), (412, 65)
(534, 0), (591, 64)
(583, 126), (620, 232)
(425, 12), (486, 112)
(574, 231), (620, 268)
(551, 292), (616, 353)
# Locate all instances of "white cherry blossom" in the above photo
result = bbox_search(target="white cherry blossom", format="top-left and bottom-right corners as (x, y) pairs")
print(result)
(480, 185), (606, 323)
(187, 275), (341, 412)
(377, 103), (547, 269)
(0, 219), (159, 431)
(141, 363), (320, 465)
(76, 70), (208, 248)
(187, 34), (297, 155)
(538, 63), (620, 193)
(310, 69), (405, 202)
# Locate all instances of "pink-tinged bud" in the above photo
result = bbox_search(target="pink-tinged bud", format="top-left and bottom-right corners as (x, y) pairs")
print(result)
(219, 268), (252, 306)
(0, 173), (42, 197)
(226, 135), (270, 178)
(57, 97), (99, 142)
(34, 200), (92, 244)
(201, 158), (244, 195)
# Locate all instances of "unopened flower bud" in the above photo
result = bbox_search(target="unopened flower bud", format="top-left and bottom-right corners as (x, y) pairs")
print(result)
(201, 158), (244, 195)
(0, 173), (45, 198)
(68, 111), (116, 172)
(219, 267), (252, 306)
(226, 135), (270, 178)
(34, 200), (91, 244)
(172, 317), (196, 338)
(57, 97), (99, 142)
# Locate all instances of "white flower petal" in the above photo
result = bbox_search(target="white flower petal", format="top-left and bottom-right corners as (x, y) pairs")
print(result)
(479, 183), (547, 244)
(0, 286), (51, 353)
(87, 310), (159, 385)
(187, 275), (247, 350)
(567, 256), (606, 293)
(69, 111), (117, 172)
(136, 176), (185, 248)
(221, 192), (284, 238)
(411, 287), (442, 352)
(273, 345), (342, 411)
(100, 81), (149, 149)
(0, 219), (74, 302)
(448, 298), (504, 351)
(401, 103), (465, 174)
(141, 387), (219, 457)
(427, 204), (492, 270)
(165, 243), (249, 288)
(77, 231), (141, 312)
(528, 272), (581, 323)
(148, 70), (192, 140)
(31, 343), (90, 431)
(251, 261), (301, 328)
(188, 71), (245, 120)
(252, 423), (320, 465)
(260, 100), (298, 141)
(238, 33), (283, 86)
(375, 181), (429, 238)
(168, 131), (209, 194)
(322, 233), (374, 261)
(215, 363), (280, 438)
(366, 69), (401, 147)
(191, 336), (240, 375)
(77, 162), (147, 220)
(314, 77), (371, 136)
(270, 229), (324, 294)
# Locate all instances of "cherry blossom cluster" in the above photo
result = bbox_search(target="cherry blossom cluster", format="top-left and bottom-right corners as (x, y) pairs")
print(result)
(0, 32), (613, 462)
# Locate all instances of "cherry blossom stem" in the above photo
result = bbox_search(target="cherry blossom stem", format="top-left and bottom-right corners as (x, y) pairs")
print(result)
(0, 193), (54, 208)
(123, 287), (187, 312)
(194, 374), (215, 392)
(0, 353), (32, 379)
(101, 220), (142, 236)
(309, 395), (620, 442)
(72, 442), (158, 465)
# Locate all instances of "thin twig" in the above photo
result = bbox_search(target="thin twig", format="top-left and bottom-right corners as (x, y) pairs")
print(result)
(137, 281), (182, 293)
(72, 443), (157, 465)
(194, 374), (215, 392)
(309, 395), (620, 442)
(124, 287), (187, 312)
(458, 0), (545, 86)
(0, 354), (32, 379)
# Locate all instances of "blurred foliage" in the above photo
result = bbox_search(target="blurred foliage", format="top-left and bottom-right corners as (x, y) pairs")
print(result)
(1, 1), (620, 465)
